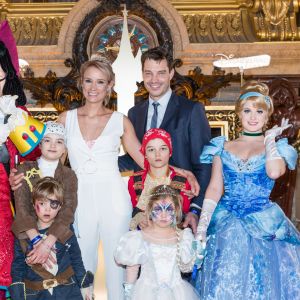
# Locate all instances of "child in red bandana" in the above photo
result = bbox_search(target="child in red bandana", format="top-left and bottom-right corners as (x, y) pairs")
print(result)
(128, 128), (191, 230)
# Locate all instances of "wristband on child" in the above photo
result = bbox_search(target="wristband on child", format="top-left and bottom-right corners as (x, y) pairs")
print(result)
(190, 208), (200, 216)
(30, 235), (42, 246)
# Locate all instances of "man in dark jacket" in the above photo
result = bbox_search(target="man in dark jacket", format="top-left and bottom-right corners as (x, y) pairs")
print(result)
(119, 47), (212, 233)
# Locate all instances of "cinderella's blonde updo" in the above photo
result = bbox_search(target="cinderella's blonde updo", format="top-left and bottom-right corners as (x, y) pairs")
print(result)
(235, 81), (274, 118)
(78, 54), (115, 106)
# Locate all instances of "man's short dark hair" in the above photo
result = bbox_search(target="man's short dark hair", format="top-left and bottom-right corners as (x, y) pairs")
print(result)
(141, 47), (173, 71)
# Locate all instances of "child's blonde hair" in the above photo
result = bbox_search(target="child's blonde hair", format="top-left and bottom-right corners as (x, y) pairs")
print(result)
(146, 185), (182, 225)
(32, 177), (64, 205)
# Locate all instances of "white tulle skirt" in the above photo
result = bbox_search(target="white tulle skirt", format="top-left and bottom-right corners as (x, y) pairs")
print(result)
(132, 279), (199, 300)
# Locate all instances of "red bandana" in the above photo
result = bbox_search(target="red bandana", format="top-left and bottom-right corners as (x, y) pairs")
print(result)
(140, 128), (172, 170)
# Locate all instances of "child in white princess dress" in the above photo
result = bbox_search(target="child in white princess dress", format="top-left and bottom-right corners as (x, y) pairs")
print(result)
(114, 184), (199, 300)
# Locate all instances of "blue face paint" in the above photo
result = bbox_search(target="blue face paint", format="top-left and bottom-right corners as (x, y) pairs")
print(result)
(151, 201), (175, 222)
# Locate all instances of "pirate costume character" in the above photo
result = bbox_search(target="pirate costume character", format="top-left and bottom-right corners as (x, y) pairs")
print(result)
(12, 122), (78, 244)
(9, 179), (93, 300)
(128, 128), (191, 230)
(0, 21), (40, 300)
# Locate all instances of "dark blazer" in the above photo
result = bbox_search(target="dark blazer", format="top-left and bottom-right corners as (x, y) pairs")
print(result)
(9, 228), (93, 300)
(119, 92), (212, 210)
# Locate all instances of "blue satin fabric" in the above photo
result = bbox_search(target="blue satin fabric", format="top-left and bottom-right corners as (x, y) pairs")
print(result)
(194, 136), (300, 300)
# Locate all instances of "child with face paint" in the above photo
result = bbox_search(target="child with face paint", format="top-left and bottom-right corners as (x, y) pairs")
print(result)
(115, 184), (199, 300)
(11, 122), (78, 270)
(9, 177), (93, 300)
(128, 128), (191, 231)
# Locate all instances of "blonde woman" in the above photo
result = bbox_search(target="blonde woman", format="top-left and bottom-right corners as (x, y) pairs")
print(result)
(194, 81), (300, 299)
(58, 57), (144, 300)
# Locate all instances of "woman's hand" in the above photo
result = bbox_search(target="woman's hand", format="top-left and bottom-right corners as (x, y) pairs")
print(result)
(26, 240), (56, 266)
(9, 168), (24, 191)
(265, 118), (292, 139)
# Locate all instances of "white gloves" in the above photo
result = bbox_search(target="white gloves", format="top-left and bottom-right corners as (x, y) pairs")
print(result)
(0, 95), (18, 115)
(0, 95), (26, 142)
(264, 118), (292, 161)
(81, 286), (93, 300)
(123, 282), (135, 300)
(196, 198), (217, 247)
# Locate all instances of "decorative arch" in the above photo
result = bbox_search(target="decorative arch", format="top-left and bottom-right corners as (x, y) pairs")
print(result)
(57, 0), (190, 70)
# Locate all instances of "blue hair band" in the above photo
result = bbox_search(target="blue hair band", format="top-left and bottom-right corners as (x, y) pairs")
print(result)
(239, 92), (271, 107)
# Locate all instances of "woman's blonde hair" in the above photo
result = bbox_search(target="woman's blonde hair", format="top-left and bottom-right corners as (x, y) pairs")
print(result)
(78, 55), (115, 106)
(235, 81), (274, 118)
(146, 185), (182, 225)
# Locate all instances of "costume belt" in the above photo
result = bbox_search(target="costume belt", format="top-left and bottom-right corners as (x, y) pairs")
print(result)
(24, 266), (74, 291)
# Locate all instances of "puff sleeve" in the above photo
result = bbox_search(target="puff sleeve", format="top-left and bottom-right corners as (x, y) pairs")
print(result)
(114, 231), (148, 266)
(200, 136), (226, 164)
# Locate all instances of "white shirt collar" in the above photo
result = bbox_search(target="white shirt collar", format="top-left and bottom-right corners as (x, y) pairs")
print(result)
(149, 88), (172, 108)
(38, 157), (59, 177)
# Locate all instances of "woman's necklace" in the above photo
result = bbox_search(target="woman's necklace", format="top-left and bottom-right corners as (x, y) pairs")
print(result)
(242, 131), (263, 137)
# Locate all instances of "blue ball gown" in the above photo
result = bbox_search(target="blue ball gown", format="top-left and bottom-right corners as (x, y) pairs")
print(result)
(194, 136), (300, 300)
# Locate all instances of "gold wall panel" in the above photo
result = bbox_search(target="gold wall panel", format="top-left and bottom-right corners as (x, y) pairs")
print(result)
(182, 13), (255, 43)
(1, 2), (73, 45)
(2, 0), (300, 44)
(239, 0), (300, 41)
(8, 16), (64, 45)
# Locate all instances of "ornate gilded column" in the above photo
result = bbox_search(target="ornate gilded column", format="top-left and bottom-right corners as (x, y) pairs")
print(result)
(0, 0), (8, 21)
(239, 0), (300, 41)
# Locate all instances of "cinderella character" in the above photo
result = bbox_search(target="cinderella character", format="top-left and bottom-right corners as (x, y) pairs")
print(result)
(194, 81), (300, 300)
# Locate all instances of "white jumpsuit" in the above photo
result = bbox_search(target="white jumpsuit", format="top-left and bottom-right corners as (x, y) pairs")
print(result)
(65, 109), (131, 300)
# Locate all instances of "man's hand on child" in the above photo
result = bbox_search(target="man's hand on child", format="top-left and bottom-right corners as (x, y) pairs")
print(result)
(183, 212), (199, 235)
(181, 188), (195, 200)
(171, 167), (200, 197)
(9, 168), (24, 191)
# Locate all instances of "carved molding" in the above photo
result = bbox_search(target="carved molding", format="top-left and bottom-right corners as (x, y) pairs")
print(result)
(182, 13), (256, 43)
(7, 16), (64, 45)
(28, 108), (58, 123)
(240, 0), (300, 41)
